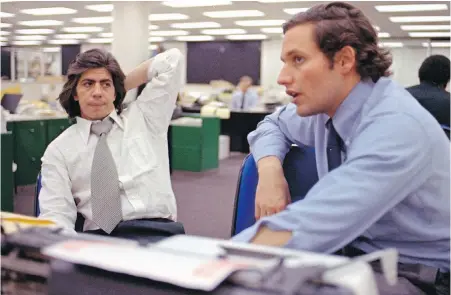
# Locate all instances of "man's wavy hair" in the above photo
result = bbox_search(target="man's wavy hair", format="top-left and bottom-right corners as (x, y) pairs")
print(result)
(58, 49), (126, 118)
(283, 2), (392, 82)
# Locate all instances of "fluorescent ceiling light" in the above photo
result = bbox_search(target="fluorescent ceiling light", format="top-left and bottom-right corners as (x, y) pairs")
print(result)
(422, 42), (451, 48)
(283, 8), (309, 15)
(149, 36), (165, 42)
(373, 25), (380, 31)
(0, 12), (14, 18)
(85, 4), (113, 12)
(149, 13), (188, 21)
(18, 20), (63, 26)
(0, 37), (7, 42)
(401, 25), (450, 31)
(390, 16), (451, 23)
(48, 39), (80, 45)
(379, 42), (404, 48)
(43, 47), (61, 52)
(72, 17), (113, 24)
(87, 38), (112, 44)
(14, 35), (47, 40)
(20, 7), (77, 15)
(171, 22), (220, 29)
(226, 34), (267, 40)
(175, 35), (214, 41)
(235, 20), (285, 27)
(98, 32), (113, 38)
(162, 0), (231, 7)
(261, 27), (283, 34)
(0, 31), (11, 36)
(409, 32), (451, 37)
(203, 10), (264, 18)
(149, 25), (159, 30)
(12, 40), (42, 46)
(15, 29), (55, 34)
(62, 27), (103, 33)
(1, 23), (12, 28)
(202, 28), (246, 35)
(150, 30), (189, 36)
(54, 34), (89, 39)
(378, 32), (391, 38)
(375, 4), (447, 12)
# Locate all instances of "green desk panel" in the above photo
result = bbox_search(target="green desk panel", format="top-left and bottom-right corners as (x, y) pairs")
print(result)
(1, 132), (14, 212)
(14, 120), (47, 186)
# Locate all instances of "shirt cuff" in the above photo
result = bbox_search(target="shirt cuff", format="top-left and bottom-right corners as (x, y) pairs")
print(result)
(231, 213), (298, 247)
(147, 48), (181, 81)
(249, 138), (288, 164)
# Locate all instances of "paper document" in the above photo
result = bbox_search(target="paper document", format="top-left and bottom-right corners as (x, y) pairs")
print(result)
(43, 239), (256, 291)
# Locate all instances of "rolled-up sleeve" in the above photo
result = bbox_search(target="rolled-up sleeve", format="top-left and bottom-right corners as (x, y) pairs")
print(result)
(235, 114), (433, 253)
(248, 103), (313, 163)
(137, 48), (183, 134)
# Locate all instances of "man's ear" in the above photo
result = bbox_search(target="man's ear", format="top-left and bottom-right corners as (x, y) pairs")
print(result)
(334, 46), (356, 74)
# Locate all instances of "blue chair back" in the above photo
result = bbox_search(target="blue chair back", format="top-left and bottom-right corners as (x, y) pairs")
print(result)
(34, 172), (42, 216)
(441, 125), (450, 139)
(231, 145), (318, 236)
(35, 172), (85, 232)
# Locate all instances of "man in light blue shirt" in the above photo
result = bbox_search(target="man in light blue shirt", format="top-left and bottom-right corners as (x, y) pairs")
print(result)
(232, 2), (449, 294)
(231, 76), (259, 110)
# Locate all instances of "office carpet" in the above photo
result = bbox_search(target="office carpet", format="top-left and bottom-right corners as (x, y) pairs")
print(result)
(13, 152), (247, 240)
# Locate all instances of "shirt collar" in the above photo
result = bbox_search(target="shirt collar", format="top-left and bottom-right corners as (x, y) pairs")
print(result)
(332, 79), (375, 142)
(76, 109), (124, 145)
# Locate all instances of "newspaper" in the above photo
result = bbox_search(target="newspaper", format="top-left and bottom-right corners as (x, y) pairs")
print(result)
(42, 239), (259, 291)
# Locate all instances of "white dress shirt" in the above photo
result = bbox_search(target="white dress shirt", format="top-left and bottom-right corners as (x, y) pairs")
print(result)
(39, 48), (183, 234)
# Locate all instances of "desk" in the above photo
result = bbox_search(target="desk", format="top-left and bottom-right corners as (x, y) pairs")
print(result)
(181, 107), (271, 154)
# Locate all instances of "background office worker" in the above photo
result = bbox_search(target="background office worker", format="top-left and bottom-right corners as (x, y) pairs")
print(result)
(406, 54), (450, 127)
(233, 2), (450, 294)
(231, 75), (259, 110)
(39, 48), (184, 242)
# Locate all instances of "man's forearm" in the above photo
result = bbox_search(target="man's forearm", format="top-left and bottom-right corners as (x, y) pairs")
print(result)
(258, 156), (283, 175)
(251, 225), (292, 246)
(124, 59), (152, 92)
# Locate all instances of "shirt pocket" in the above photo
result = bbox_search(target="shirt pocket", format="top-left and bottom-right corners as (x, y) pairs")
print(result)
(123, 135), (157, 177)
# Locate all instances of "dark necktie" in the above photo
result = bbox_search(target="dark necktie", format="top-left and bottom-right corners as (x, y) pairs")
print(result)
(326, 119), (343, 172)
(240, 92), (246, 110)
(91, 117), (122, 234)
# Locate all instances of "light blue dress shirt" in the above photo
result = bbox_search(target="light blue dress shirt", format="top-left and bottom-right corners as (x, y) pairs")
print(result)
(232, 77), (450, 271)
(231, 89), (259, 110)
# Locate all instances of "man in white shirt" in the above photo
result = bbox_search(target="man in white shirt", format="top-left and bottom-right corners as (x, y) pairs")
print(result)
(231, 76), (259, 111)
(39, 48), (184, 242)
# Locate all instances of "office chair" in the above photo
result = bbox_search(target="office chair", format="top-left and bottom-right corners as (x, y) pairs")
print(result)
(35, 172), (85, 232)
(441, 125), (450, 139)
(231, 145), (318, 236)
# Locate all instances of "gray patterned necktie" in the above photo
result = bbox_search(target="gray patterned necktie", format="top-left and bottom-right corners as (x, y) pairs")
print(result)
(90, 117), (122, 233)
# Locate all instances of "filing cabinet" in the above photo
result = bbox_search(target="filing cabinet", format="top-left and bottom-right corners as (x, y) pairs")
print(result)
(171, 116), (220, 172)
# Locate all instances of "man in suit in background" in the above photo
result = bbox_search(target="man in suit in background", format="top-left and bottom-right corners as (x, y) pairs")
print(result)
(231, 75), (259, 111)
(406, 55), (450, 127)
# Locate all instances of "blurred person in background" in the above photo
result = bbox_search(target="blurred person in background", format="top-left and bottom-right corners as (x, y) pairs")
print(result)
(231, 75), (259, 110)
(406, 54), (450, 127)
